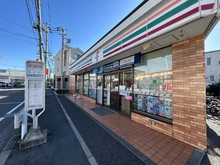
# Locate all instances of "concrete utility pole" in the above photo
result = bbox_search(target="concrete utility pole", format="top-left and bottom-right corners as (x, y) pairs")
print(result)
(61, 28), (67, 92)
(44, 22), (49, 81)
(37, 0), (43, 61)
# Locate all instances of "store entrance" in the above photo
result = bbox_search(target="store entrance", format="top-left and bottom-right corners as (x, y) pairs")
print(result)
(119, 71), (132, 115)
(110, 74), (119, 110)
(103, 74), (119, 111)
(103, 70), (132, 114)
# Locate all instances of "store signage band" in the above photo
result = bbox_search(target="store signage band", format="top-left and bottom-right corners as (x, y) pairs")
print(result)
(97, 53), (141, 73)
(91, 66), (104, 74)
(103, 60), (120, 72)
(120, 52), (141, 67)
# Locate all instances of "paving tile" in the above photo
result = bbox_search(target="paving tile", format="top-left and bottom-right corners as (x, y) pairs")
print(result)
(144, 150), (154, 158)
(148, 148), (157, 155)
(138, 146), (146, 153)
(168, 151), (179, 158)
(150, 155), (161, 164)
(157, 160), (169, 165)
(154, 152), (164, 160)
(166, 153), (176, 162)
(65, 95), (195, 165)
(157, 150), (168, 157)
(160, 157), (173, 165)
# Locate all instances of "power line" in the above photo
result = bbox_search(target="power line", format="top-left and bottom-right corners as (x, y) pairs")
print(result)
(47, 0), (52, 24)
(25, 0), (38, 44)
(0, 27), (38, 40)
(0, 33), (37, 45)
(0, 63), (25, 68)
(0, 16), (32, 32)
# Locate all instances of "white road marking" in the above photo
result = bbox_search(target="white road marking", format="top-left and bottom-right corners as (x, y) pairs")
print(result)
(0, 117), (4, 122)
(55, 93), (98, 165)
(6, 101), (24, 115)
(0, 101), (24, 122)
(0, 102), (22, 105)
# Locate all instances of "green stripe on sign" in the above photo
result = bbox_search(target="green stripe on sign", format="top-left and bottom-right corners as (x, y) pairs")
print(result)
(103, 40), (121, 54)
(148, 0), (198, 29)
(103, 0), (199, 55)
(122, 26), (147, 44)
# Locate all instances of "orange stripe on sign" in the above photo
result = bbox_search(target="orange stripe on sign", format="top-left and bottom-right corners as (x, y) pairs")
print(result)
(103, 0), (180, 50)
(103, 20), (147, 50)
(148, 0), (181, 21)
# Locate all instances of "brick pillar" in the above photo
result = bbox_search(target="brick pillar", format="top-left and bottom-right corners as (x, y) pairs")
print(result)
(172, 35), (206, 151)
(69, 75), (76, 94)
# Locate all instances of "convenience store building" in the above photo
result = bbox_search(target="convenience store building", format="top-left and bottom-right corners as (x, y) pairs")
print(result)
(69, 0), (220, 151)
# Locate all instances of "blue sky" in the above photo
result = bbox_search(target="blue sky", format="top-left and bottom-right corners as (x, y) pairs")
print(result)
(0, 0), (219, 71)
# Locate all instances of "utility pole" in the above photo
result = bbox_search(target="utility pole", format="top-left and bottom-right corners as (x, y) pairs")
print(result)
(61, 27), (67, 92)
(37, 0), (43, 61)
(44, 22), (49, 82)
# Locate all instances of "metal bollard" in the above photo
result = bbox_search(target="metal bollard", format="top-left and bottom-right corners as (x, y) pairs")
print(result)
(14, 113), (20, 129)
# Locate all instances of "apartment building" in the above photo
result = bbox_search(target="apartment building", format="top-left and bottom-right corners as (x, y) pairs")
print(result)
(54, 45), (83, 91)
(206, 50), (220, 85)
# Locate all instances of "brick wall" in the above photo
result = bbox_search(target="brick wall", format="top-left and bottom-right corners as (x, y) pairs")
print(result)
(132, 35), (206, 151)
(172, 34), (206, 151)
(131, 113), (173, 137)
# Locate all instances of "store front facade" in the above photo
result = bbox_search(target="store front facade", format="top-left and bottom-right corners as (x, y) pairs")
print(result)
(70, 0), (220, 151)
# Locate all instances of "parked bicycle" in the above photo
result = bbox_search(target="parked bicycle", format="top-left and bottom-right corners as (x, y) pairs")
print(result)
(206, 96), (220, 116)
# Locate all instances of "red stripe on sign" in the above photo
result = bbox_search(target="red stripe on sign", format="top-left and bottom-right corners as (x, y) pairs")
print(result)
(148, 7), (199, 36)
(201, 3), (214, 10)
(122, 34), (148, 49)
(81, 62), (92, 69)
(103, 47), (122, 57)
(103, 7), (199, 58)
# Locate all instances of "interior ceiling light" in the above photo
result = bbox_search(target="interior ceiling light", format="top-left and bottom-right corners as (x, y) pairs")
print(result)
(142, 43), (151, 50)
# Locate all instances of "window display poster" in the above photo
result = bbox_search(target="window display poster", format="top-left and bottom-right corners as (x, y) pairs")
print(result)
(133, 84), (137, 89)
(28, 80), (43, 109)
(164, 98), (173, 119)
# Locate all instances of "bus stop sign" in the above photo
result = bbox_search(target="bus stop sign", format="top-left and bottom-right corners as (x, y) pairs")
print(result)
(25, 61), (45, 111)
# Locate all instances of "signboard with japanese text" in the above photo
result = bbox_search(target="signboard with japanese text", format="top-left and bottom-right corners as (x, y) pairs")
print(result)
(120, 53), (141, 68)
(25, 61), (45, 111)
(103, 60), (120, 72)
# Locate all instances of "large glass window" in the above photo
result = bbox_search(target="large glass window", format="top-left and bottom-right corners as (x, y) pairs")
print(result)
(89, 73), (96, 99)
(76, 75), (82, 94)
(133, 47), (173, 121)
(83, 73), (89, 96)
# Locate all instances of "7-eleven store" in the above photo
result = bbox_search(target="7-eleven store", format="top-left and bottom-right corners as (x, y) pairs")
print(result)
(69, 0), (220, 151)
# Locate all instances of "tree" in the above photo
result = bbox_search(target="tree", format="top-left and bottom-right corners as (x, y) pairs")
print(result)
(206, 82), (220, 97)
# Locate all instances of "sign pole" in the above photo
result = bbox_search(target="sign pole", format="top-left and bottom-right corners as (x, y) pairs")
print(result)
(19, 60), (47, 150)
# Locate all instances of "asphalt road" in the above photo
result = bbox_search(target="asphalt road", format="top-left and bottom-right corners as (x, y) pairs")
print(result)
(0, 89), (24, 132)
(0, 89), (24, 154)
